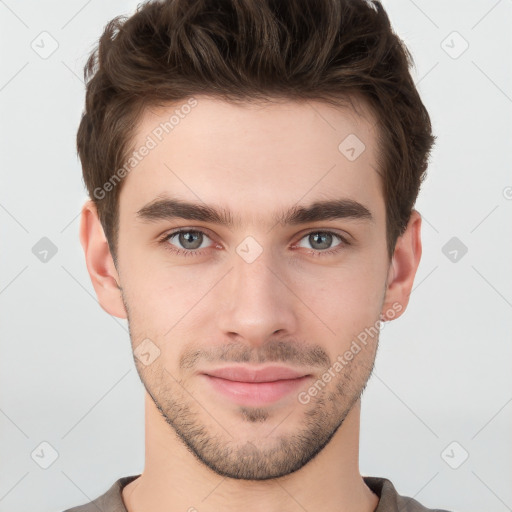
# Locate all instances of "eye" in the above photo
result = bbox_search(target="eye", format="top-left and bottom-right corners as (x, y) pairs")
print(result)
(159, 228), (350, 258)
(160, 229), (214, 257)
(294, 231), (348, 255)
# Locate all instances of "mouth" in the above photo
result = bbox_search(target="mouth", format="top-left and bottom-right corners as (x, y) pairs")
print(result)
(200, 365), (312, 406)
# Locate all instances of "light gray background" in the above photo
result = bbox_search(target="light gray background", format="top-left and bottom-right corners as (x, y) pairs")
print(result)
(1, 1), (511, 511)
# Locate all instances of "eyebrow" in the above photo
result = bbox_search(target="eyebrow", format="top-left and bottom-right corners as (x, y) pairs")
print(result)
(136, 196), (374, 227)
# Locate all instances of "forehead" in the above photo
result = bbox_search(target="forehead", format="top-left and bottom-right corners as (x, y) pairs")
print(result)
(118, 95), (384, 225)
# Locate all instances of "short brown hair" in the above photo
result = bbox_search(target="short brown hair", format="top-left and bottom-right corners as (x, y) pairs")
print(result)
(77, 0), (435, 264)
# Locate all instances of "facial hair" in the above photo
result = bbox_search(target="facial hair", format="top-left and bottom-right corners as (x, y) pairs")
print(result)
(122, 292), (379, 481)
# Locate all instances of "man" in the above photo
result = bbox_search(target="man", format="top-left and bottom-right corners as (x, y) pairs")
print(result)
(65, 0), (449, 510)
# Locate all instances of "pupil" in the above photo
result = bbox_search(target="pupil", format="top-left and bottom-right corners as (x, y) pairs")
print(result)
(312, 232), (331, 250)
(181, 231), (201, 249)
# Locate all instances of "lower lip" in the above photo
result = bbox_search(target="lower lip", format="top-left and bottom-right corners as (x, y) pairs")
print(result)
(202, 374), (311, 406)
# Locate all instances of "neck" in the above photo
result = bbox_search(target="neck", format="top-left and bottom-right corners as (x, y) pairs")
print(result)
(122, 393), (378, 512)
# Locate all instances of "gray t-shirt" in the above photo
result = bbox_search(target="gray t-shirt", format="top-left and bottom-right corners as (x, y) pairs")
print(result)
(62, 474), (452, 511)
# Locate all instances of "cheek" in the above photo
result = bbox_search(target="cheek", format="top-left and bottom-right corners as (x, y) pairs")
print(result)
(120, 259), (219, 350)
(119, 228), (388, 336)
(291, 258), (386, 338)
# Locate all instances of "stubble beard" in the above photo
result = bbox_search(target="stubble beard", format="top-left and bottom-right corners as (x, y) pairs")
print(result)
(133, 337), (377, 481)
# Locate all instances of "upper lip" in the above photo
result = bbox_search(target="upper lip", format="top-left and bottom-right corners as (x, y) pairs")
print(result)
(203, 365), (310, 383)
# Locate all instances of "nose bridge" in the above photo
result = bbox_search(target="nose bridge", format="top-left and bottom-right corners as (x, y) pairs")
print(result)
(234, 246), (282, 299)
(217, 242), (297, 343)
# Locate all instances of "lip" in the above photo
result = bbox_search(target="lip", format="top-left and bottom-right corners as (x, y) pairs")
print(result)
(201, 365), (312, 406)
(203, 365), (309, 382)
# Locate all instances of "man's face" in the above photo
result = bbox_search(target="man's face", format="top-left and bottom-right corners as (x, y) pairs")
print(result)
(113, 96), (393, 480)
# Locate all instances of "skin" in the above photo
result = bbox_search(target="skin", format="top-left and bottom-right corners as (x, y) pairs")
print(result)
(80, 95), (422, 512)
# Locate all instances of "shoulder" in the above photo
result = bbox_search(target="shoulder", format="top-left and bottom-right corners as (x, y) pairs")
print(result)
(61, 475), (140, 512)
(363, 476), (453, 512)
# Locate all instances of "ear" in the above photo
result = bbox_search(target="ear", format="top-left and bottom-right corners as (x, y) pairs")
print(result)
(79, 199), (127, 319)
(381, 209), (422, 321)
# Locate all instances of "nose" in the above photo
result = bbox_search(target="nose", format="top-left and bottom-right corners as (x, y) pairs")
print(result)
(216, 248), (299, 347)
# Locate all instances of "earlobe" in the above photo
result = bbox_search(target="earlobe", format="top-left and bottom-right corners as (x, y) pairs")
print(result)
(381, 209), (422, 322)
(79, 199), (127, 319)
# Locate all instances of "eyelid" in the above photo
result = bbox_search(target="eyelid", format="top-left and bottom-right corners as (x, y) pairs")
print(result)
(159, 227), (218, 248)
(293, 227), (352, 245)
(159, 227), (351, 256)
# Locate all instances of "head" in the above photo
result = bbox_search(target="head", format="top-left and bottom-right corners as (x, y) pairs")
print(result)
(78, 0), (434, 480)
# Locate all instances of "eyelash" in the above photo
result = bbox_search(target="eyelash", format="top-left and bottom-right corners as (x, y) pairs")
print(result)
(158, 228), (350, 258)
